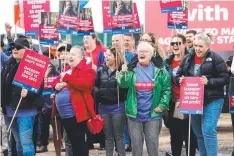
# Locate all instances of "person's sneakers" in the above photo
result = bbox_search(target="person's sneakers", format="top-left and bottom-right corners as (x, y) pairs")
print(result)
(2, 150), (8, 156)
(125, 145), (132, 152)
(36, 146), (48, 153)
(165, 152), (172, 156)
(61, 144), (66, 152)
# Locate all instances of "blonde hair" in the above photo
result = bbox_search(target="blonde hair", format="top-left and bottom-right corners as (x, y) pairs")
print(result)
(141, 32), (166, 60)
(195, 32), (213, 46)
(137, 42), (154, 57)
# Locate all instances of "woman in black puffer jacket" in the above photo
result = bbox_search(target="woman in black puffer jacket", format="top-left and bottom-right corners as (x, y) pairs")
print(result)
(94, 47), (127, 156)
(176, 32), (229, 156)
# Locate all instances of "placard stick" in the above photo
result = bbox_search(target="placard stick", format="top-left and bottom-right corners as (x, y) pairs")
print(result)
(188, 114), (191, 156)
(54, 116), (59, 140)
(116, 50), (120, 107)
(7, 97), (23, 132)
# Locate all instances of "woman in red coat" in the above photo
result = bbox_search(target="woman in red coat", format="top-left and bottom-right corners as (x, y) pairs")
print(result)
(52, 45), (96, 156)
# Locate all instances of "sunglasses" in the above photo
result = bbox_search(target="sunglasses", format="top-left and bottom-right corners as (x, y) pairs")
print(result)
(12, 45), (24, 50)
(170, 42), (182, 46)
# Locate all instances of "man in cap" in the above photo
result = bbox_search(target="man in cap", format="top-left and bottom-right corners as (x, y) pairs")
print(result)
(1, 38), (40, 156)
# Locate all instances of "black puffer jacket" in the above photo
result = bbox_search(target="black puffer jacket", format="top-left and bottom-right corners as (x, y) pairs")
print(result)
(176, 49), (229, 105)
(1, 58), (44, 114)
(94, 65), (127, 105)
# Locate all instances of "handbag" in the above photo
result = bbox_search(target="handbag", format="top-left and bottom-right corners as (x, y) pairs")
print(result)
(173, 101), (189, 120)
(80, 92), (104, 134)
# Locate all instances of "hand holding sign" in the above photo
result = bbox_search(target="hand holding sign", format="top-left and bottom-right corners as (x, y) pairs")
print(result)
(121, 64), (128, 72)
(5, 23), (12, 34)
(179, 75), (185, 84)
(200, 76), (208, 85)
(21, 88), (28, 97)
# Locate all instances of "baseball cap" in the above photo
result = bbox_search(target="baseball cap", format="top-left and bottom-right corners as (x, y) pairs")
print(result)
(10, 38), (30, 49)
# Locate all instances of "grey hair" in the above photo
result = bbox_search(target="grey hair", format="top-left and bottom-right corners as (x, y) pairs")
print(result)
(71, 45), (85, 57)
(137, 42), (154, 57)
(195, 32), (213, 46)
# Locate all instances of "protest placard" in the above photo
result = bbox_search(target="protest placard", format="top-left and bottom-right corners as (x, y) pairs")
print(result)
(23, 0), (50, 36)
(58, 0), (79, 35)
(43, 76), (58, 95)
(77, 0), (94, 35)
(39, 12), (59, 45)
(110, 0), (135, 34)
(180, 77), (204, 114)
(13, 50), (50, 94)
(102, 0), (113, 33)
(160, 0), (183, 13)
(168, 11), (188, 29)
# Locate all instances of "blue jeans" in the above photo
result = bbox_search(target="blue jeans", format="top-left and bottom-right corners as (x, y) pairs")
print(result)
(124, 124), (130, 145)
(5, 116), (35, 156)
(191, 99), (224, 156)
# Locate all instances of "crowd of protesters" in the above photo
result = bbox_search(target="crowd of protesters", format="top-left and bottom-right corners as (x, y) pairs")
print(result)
(1, 22), (234, 156)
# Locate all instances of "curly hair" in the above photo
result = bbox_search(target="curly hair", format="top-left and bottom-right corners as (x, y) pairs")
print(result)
(140, 32), (166, 60)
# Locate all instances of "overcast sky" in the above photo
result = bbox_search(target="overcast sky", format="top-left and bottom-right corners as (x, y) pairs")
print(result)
(0, 0), (145, 34)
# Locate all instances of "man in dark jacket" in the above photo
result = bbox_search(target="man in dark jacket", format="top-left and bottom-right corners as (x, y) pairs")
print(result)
(1, 38), (44, 156)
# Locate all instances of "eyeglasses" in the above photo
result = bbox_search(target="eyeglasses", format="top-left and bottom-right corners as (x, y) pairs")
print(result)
(12, 45), (24, 50)
(170, 42), (182, 46)
(140, 39), (152, 43)
(138, 50), (149, 54)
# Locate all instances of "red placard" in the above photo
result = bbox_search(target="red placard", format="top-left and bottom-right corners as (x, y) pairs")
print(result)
(77, 7), (94, 35)
(23, 0), (50, 36)
(39, 12), (59, 45)
(102, 0), (112, 33)
(13, 50), (50, 93)
(133, 2), (141, 33)
(179, 77), (204, 114)
(230, 93), (234, 113)
(145, 0), (234, 52)
(44, 77), (58, 89)
(57, 1), (79, 35)
(160, 0), (183, 13)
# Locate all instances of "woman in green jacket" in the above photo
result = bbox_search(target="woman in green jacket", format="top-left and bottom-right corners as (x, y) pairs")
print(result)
(117, 42), (171, 156)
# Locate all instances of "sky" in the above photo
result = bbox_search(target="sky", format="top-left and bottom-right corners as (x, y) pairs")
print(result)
(0, 0), (145, 34)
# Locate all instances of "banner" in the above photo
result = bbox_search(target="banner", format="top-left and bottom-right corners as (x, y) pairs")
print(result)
(58, 0), (79, 35)
(145, 1), (234, 52)
(160, 0), (183, 13)
(23, 0), (50, 36)
(42, 76), (58, 95)
(39, 12), (59, 45)
(180, 77), (204, 114)
(13, 50), (50, 94)
(168, 11), (188, 29)
(77, 0), (94, 35)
